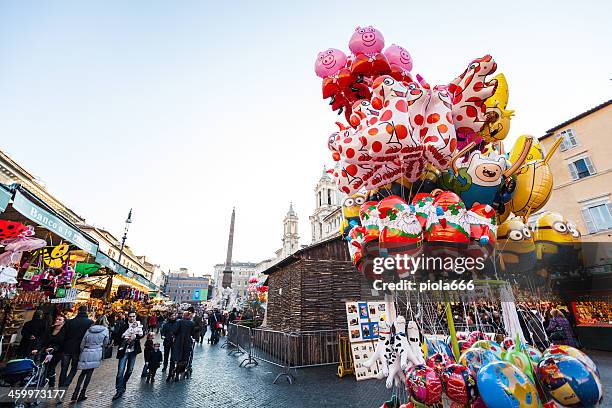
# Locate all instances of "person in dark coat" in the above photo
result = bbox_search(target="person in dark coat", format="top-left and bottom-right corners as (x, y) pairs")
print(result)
(160, 313), (178, 371)
(140, 332), (155, 378)
(18, 310), (47, 358)
(113, 311), (144, 401)
(208, 309), (222, 345)
(42, 315), (66, 387)
(111, 313), (127, 346)
(71, 316), (109, 402)
(146, 343), (163, 383)
(167, 310), (196, 382)
(59, 306), (93, 387)
(192, 313), (203, 345)
(546, 309), (578, 347)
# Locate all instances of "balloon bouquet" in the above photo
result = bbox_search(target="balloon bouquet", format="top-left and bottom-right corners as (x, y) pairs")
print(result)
(315, 26), (603, 408)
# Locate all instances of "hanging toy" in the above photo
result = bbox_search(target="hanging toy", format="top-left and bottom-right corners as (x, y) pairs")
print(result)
(41, 242), (70, 268)
(363, 320), (391, 378)
(480, 73), (515, 143)
(341, 193), (366, 237)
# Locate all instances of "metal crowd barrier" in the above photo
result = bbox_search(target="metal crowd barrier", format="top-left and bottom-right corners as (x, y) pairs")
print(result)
(227, 324), (344, 384)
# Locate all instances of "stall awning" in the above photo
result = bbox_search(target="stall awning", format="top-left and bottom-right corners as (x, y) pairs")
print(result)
(95, 251), (128, 275)
(95, 251), (157, 291)
(11, 189), (98, 255)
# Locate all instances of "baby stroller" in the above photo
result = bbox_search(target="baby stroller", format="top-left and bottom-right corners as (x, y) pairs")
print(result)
(173, 339), (195, 381)
(0, 356), (48, 407)
(209, 323), (221, 345)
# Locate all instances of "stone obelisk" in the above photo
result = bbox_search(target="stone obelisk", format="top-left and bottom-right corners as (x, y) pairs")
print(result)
(221, 207), (235, 289)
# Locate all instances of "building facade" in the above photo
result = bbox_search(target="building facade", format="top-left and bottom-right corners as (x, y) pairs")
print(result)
(0, 150), (85, 225)
(164, 269), (210, 304)
(535, 100), (612, 243)
(212, 262), (258, 298)
(309, 167), (343, 244)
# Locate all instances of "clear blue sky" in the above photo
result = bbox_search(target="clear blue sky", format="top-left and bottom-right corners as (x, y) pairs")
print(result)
(1, 1), (610, 274)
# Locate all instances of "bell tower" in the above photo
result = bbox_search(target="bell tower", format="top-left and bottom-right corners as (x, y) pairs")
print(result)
(282, 202), (299, 257)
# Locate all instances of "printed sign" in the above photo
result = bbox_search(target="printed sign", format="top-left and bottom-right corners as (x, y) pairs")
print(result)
(12, 191), (98, 255)
(50, 288), (77, 303)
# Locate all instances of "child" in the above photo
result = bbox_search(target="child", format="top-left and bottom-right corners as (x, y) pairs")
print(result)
(141, 332), (155, 378)
(146, 343), (163, 383)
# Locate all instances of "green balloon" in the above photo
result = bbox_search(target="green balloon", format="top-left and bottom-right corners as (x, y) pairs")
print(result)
(504, 350), (535, 382)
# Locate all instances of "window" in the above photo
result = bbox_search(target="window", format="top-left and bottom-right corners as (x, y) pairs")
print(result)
(327, 189), (331, 205)
(568, 157), (596, 180)
(559, 128), (578, 151)
(581, 202), (612, 234)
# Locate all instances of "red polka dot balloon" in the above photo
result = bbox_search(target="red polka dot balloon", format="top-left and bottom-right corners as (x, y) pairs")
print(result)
(0, 220), (27, 240)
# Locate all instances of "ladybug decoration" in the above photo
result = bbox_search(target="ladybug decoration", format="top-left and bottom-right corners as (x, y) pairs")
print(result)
(0, 220), (27, 240)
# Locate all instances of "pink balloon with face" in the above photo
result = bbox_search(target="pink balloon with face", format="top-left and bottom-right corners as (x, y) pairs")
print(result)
(314, 48), (348, 78)
(384, 44), (413, 72)
(348, 26), (384, 55)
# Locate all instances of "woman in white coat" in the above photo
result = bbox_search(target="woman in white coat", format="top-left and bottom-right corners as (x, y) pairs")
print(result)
(71, 316), (109, 402)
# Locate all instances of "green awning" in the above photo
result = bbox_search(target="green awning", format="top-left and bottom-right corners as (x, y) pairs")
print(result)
(0, 185), (12, 214)
(11, 190), (99, 255)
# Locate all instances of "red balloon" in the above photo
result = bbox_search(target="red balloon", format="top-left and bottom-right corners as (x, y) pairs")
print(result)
(442, 364), (478, 406)
(406, 365), (443, 406)
(426, 352), (455, 374)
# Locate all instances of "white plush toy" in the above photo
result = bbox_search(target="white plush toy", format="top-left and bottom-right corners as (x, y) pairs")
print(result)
(405, 320), (425, 367)
(391, 316), (422, 374)
(384, 316), (408, 388)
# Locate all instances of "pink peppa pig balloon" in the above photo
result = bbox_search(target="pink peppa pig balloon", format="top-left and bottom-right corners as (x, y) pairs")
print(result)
(349, 26), (385, 55)
(314, 48), (348, 78)
(384, 44), (413, 72)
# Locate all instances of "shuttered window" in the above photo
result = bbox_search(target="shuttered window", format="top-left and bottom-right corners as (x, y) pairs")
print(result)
(581, 203), (612, 233)
(568, 157), (596, 180)
(559, 128), (579, 151)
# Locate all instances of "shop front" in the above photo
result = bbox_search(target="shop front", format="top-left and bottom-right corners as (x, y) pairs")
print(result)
(0, 183), (158, 361)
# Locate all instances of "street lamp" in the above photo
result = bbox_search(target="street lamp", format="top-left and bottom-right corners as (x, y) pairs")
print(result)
(105, 209), (133, 300)
(117, 208), (132, 265)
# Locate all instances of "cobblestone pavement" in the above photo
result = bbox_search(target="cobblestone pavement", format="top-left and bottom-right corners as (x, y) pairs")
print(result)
(34, 334), (612, 408)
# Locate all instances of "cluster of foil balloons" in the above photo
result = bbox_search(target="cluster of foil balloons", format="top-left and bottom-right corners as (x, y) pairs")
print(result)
(346, 191), (497, 280)
(247, 275), (268, 303)
(317, 26), (518, 196)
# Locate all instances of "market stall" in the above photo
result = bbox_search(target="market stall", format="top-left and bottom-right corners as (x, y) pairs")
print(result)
(0, 183), (159, 361)
(308, 25), (606, 407)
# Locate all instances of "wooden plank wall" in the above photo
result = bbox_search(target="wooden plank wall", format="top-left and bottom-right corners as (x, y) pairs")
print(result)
(267, 237), (376, 332)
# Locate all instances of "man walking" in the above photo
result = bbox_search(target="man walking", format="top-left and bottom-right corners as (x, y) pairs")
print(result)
(192, 312), (203, 346)
(160, 313), (178, 372)
(59, 306), (93, 387)
(113, 311), (144, 400)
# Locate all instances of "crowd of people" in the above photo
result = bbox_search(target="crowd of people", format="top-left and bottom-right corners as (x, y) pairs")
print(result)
(423, 300), (580, 351)
(16, 305), (241, 402)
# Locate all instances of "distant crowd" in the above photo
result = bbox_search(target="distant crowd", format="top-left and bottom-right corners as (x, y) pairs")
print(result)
(16, 306), (242, 402)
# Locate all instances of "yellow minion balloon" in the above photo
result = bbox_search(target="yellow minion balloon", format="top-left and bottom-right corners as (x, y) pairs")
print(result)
(340, 193), (365, 237)
(499, 136), (563, 223)
(496, 217), (536, 274)
(533, 212), (575, 268)
(481, 73), (515, 143)
(566, 220), (583, 268)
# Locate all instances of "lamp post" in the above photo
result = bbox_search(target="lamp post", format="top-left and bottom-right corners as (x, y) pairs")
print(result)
(117, 209), (133, 265)
(104, 209), (133, 300)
